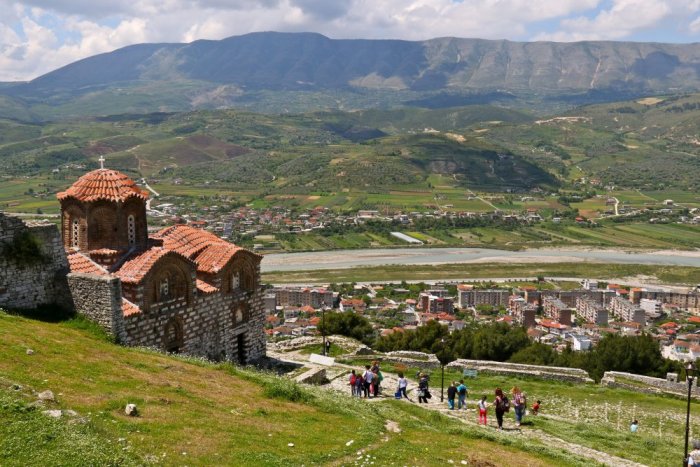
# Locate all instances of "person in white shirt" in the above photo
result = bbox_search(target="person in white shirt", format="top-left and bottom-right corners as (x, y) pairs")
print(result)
(397, 372), (411, 401)
(478, 395), (488, 425)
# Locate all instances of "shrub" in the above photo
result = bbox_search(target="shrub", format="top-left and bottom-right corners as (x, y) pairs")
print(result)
(1, 231), (46, 266)
(262, 378), (313, 403)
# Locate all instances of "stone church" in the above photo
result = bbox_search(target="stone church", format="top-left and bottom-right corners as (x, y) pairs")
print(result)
(59, 164), (265, 363)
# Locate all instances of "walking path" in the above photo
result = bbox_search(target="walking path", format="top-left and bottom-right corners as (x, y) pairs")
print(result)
(269, 344), (646, 467)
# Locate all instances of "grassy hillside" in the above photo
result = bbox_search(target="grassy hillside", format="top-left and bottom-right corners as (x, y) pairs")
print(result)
(0, 311), (588, 466)
(5, 309), (700, 466)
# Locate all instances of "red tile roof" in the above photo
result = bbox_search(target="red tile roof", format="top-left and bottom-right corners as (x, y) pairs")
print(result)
(57, 169), (149, 203)
(194, 243), (242, 274)
(122, 298), (141, 317)
(115, 248), (191, 284)
(67, 252), (108, 275)
(196, 279), (218, 294)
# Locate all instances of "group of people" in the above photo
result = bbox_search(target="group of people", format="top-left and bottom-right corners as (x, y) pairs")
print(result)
(490, 386), (533, 430)
(348, 367), (544, 430)
(348, 361), (384, 398)
(445, 380), (469, 410)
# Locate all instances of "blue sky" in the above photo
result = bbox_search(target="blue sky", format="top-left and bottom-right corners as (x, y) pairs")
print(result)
(1, 0), (700, 81)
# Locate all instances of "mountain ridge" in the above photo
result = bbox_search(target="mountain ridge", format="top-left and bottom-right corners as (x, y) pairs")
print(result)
(4, 32), (700, 117)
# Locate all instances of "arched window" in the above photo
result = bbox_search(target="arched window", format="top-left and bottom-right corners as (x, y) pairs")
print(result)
(71, 218), (80, 249)
(241, 267), (255, 292)
(158, 276), (170, 302)
(231, 271), (240, 291)
(127, 215), (136, 246)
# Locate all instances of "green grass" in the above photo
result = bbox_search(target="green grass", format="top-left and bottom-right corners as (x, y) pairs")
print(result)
(374, 366), (699, 467)
(0, 311), (584, 466)
(296, 343), (349, 357)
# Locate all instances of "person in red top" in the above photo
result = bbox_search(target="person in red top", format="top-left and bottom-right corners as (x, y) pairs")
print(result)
(532, 400), (541, 415)
(349, 370), (357, 396)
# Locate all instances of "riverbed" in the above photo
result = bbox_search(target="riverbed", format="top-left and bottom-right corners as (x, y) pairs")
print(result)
(261, 247), (700, 272)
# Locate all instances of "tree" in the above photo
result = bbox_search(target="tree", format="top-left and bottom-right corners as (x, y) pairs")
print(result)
(318, 311), (374, 346)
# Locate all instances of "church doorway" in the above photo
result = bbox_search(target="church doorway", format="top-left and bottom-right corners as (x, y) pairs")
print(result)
(163, 317), (184, 353)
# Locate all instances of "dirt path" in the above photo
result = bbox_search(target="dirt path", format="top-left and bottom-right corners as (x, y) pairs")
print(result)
(274, 348), (646, 467)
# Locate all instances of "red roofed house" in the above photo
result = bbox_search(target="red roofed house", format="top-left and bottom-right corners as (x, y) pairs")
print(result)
(59, 164), (265, 364)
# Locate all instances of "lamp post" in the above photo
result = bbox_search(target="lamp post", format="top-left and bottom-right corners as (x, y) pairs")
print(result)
(684, 362), (697, 467)
(322, 306), (327, 356)
(440, 338), (445, 403)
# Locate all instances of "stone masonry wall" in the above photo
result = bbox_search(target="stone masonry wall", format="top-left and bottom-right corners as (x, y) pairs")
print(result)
(66, 273), (125, 340)
(447, 359), (594, 384)
(121, 267), (266, 363)
(601, 371), (700, 400)
(0, 213), (72, 310)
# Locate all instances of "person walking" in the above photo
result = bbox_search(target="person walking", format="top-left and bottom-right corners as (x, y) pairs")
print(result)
(478, 395), (488, 425)
(457, 380), (468, 410)
(532, 400), (541, 415)
(494, 388), (507, 430)
(418, 373), (430, 404)
(447, 382), (457, 410)
(372, 370), (380, 398)
(397, 372), (411, 401)
(362, 365), (373, 398)
(355, 369), (364, 397)
(349, 370), (357, 397)
(512, 386), (526, 427)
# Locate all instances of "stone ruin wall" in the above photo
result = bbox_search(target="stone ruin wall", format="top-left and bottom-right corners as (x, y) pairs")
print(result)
(447, 359), (594, 384)
(0, 213), (72, 310)
(601, 371), (700, 400)
(66, 273), (125, 340)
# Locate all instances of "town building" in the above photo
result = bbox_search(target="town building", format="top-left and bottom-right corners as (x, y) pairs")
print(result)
(572, 335), (592, 351)
(458, 288), (509, 308)
(420, 292), (454, 314)
(609, 296), (646, 325)
(639, 298), (662, 319)
(272, 287), (334, 309)
(542, 296), (572, 325)
(60, 165), (265, 363)
(575, 296), (608, 325)
(509, 296), (537, 328)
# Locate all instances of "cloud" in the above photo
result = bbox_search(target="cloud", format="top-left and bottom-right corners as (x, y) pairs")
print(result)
(0, 0), (699, 81)
(534, 0), (700, 41)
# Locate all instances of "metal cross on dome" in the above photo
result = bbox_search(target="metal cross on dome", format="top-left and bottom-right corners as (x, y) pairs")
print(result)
(99, 155), (105, 169)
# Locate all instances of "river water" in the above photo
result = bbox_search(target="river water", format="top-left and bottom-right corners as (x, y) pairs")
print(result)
(261, 247), (700, 272)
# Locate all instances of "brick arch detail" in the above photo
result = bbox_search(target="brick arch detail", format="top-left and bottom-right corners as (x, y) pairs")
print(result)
(61, 201), (87, 250)
(224, 251), (260, 294)
(144, 254), (195, 312)
(87, 200), (118, 250)
(122, 197), (147, 249)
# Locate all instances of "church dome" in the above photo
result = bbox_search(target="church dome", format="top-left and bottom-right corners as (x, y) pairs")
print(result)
(57, 168), (149, 203)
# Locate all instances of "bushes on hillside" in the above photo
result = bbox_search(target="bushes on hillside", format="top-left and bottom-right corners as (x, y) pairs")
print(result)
(375, 320), (682, 381)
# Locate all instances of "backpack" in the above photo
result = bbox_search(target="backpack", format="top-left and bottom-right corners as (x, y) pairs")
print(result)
(499, 396), (510, 412)
(458, 385), (467, 396)
(350, 374), (357, 385)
